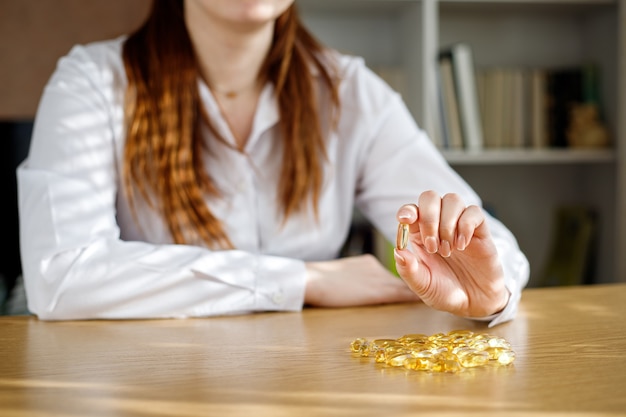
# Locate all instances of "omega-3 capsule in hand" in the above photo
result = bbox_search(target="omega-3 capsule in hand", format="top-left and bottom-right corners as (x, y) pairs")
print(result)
(396, 223), (409, 250)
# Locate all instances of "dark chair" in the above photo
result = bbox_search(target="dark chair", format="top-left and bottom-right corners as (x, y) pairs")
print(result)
(1, 121), (32, 312)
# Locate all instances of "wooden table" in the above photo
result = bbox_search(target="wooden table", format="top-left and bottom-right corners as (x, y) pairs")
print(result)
(1, 284), (625, 416)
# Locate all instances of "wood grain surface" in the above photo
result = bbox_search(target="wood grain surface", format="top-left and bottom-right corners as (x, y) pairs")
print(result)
(1, 284), (625, 416)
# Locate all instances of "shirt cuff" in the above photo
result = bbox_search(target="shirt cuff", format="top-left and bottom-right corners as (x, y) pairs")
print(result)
(469, 282), (520, 328)
(189, 251), (306, 315)
(253, 255), (306, 312)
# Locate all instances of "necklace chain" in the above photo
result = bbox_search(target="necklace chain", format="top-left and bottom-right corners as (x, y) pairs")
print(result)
(210, 79), (260, 99)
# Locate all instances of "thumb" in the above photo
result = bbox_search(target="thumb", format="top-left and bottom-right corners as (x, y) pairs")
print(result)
(393, 248), (431, 298)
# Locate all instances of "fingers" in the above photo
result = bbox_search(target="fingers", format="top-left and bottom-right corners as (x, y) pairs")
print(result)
(417, 191), (441, 254)
(396, 203), (421, 245)
(396, 191), (485, 257)
(396, 203), (418, 224)
(439, 193), (468, 255)
(455, 204), (485, 250)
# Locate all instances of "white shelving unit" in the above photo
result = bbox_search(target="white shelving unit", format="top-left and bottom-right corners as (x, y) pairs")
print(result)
(298, 0), (625, 286)
(442, 148), (616, 165)
(298, 0), (435, 132)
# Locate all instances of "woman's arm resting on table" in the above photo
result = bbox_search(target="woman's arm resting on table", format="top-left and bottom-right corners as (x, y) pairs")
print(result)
(304, 254), (420, 307)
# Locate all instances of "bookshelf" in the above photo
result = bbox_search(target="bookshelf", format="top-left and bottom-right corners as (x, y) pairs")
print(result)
(298, 0), (625, 286)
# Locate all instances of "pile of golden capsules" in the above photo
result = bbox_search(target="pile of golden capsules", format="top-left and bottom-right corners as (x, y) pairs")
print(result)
(349, 330), (515, 373)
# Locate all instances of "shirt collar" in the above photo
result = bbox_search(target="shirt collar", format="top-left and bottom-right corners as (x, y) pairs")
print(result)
(197, 79), (279, 152)
(247, 82), (279, 151)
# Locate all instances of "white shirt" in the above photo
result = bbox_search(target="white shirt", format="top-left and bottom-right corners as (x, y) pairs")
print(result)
(18, 37), (529, 324)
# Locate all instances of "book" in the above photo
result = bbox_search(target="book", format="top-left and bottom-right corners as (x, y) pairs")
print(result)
(433, 68), (449, 149)
(479, 68), (529, 149)
(530, 69), (549, 149)
(545, 64), (608, 148)
(539, 206), (597, 286)
(475, 69), (487, 139)
(439, 43), (484, 151)
(546, 68), (584, 147)
(483, 68), (505, 148)
(477, 65), (602, 150)
(437, 56), (464, 149)
(509, 69), (528, 148)
(500, 70), (514, 148)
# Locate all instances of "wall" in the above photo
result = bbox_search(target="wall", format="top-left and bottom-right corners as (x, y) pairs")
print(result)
(0, 0), (151, 119)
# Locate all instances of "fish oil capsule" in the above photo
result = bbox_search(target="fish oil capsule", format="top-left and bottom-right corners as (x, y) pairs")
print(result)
(432, 355), (461, 373)
(358, 345), (371, 357)
(404, 356), (435, 371)
(375, 349), (387, 363)
(350, 338), (369, 355)
(443, 359), (462, 373)
(496, 349), (516, 365)
(471, 334), (488, 342)
(398, 334), (428, 344)
(412, 349), (434, 359)
(448, 330), (474, 337)
(451, 346), (465, 355)
(428, 333), (447, 341)
(376, 345), (407, 363)
(370, 340), (399, 357)
(449, 340), (469, 350)
(403, 340), (428, 350)
(430, 346), (449, 356)
(371, 339), (402, 351)
(415, 357), (436, 371)
(468, 338), (489, 351)
(396, 223), (409, 250)
(487, 336), (512, 349)
(387, 353), (413, 367)
(370, 340), (404, 362)
(456, 349), (490, 368)
(403, 357), (420, 370)
(485, 346), (506, 360)
(408, 350), (431, 365)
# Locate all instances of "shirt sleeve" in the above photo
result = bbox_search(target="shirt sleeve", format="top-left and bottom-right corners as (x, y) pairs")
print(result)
(350, 65), (530, 327)
(18, 44), (305, 320)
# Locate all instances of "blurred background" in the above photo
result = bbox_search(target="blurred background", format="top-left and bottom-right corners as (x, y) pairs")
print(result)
(1, 0), (624, 314)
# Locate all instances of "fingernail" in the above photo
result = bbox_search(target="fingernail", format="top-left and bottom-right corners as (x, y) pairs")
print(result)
(440, 240), (451, 257)
(425, 236), (438, 254)
(393, 249), (406, 266)
(398, 208), (412, 221)
(456, 235), (466, 251)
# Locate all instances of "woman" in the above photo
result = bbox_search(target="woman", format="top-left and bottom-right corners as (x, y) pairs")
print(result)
(18, 0), (529, 324)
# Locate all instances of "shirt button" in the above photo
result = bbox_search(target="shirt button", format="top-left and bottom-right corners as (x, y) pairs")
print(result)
(272, 292), (283, 305)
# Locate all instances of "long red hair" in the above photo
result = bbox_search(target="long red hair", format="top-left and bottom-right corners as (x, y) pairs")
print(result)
(122, 0), (339, 248)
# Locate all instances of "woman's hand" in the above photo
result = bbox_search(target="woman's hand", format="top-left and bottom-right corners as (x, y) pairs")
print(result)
(304, 254), (420, 307)
(393, 191), (509, 318)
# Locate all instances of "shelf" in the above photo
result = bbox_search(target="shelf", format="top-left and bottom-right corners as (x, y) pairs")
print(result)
(441, 148), (616, 165)
(439, 0), (614, 6)
(438, 0), (615, 19)
(298, 0), (418, 14)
